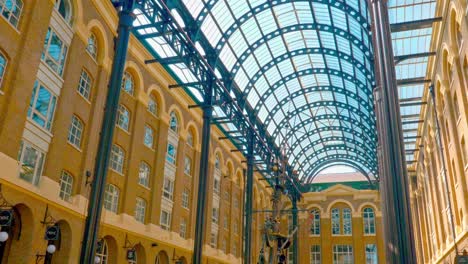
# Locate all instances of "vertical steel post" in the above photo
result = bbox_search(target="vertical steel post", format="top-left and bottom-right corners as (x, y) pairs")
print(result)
(291, 197), (298, 264)
(369, 0), (417, 262)
(243, 133), (255, 264)
(79, 1), (135, 263)
(192, 81), (213, 264)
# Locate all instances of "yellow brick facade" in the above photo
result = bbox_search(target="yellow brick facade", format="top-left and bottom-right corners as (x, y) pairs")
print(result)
(0, 0), (398, 264)
(408, 0), (468, 263)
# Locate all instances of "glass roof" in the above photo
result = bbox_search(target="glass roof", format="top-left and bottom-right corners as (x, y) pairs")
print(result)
(388, 0), (437, 166)
(132, 0), (379, 182)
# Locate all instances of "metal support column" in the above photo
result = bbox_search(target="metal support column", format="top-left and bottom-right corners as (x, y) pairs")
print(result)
(291, 197), (298, 264)
(369, 0), (417, 262)
(192, 81), (214, 264)
(79, 1), (135, 263)
(243, 132), (255, 264)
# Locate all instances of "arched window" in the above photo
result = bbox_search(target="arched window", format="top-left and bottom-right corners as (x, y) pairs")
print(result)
(121, 71), (134, 95)
(138, 162), (150, 187)
(87, 33), (98, 60)
(0, 0), (23, 28)
(363, 207), (376, 235)
(59, 171), (73, 202)
(332, 207), (352, 235)
(110, 144), (125, 173)
(117, 104), (130, 131)
(169, 111), (178, 132)
(55, 0), (72, 24)
(104, 184), (119, 213)
(215, 154), (220, 170)
(95, 239), (109, 264)
(68, 115), (84, 148)
(0, 52), (6, 89)
(310, 209), (320, 235)
(187, 130), (194, 147)
(148, 94), (158, 116)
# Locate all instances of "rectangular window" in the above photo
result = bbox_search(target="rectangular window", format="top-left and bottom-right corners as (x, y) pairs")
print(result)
(310, 245), (321, 264)
(343, 208), (352, 235)
(18, 140), (45, 185)
(365, 244), (377, 264)
(233, 221), (238, 233)
(162, 177), (174, 200)
(333, 245), (353, 264)
(42, 28), (68, 76)
(134, 197), (146, 223)
(109, 145), (125, 174)
(310, 209), (320, 235)
(28, 81), (57, 131)
(223, 217), (228, 229)
(138, 162), (150, 187)
(210, 232), (217, 248)
(180, 218), (187, 238)
(166, 143), (176, 165)
(77, 69), (92, 99)
(0, 0), (22, 28)
(68, 115), (83, 148)
(144, 125), (154, 148)
(213, 178), (220, 194)
(182, 188), (189, 209)
(104, 184), (119, 213)
(212, 207), (219, 224)
(59, 171), (73, 202)
(331, 208), (340, 235)
(184, 156), (192, 176)
(160, 210), (171, 230)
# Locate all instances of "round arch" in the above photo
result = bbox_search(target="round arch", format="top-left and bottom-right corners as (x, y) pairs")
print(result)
(167, 105), (185, 132)
(86, 19), (110, 65)
(2, 203), (34, 263)
(155, 250), (169, 264)
(51, 219), (73, 262)
(103, 235), (118, 264)
(185, 122), (199, 147)
(134, 243), (146, 264)
(124, 61), (145, 98)
(357, 202), (379, 214)
(326, 199), (356, 214)
(147, 84), (166, 115)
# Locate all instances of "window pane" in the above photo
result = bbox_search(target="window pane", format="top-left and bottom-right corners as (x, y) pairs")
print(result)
(59, 171), (73, 202)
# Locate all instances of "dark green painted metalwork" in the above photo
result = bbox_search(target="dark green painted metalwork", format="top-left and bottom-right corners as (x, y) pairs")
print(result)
(80, 1), (136, 263)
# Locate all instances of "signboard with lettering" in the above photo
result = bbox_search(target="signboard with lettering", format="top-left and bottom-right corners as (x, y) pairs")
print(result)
(0, 210), (13, 226)
(44, 225), (60, 241)
(126, 249), (136, 261)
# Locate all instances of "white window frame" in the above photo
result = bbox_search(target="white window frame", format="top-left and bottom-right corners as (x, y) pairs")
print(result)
(210, 231), (217, 248)
(117, 104), (130, 131)
(138, 162), (150, 188)
(182, 188), (189, 209)
(104, 184), (119, 213)
(109, 144), (125, 174)
(212, 207), (219, 224)
(179, 218), (187, 238)
(365, 244), (378, 264)
(310, 209), (320, 235)
(59, 170), (73, 202)
(77, 69), (92, 100)
(28, 81), (57, 131)
(184, 156), (192, 176)
(331, 208), (340, 235)
(363, 208), (376, 235)
(0, 0), (23, 28)
(86, 33), (98, 60)
(343, 208), (352, 235)
(213, 178), (220, 194)
(169, 111), (178, 133)
(333, 245), (353, 264)
(96, 239), (109, 264)
(148, 94), (158, 116)
(160, 209), (171, 230)
(166, 143), (177, 165)
(310, 245), (321, 264)
(143, 124), (154, 148)
(162, 177), (174, 201)
(54, 0), (72, 24)
(121, 71), (134, 95)
(18, 140), (45, 185)
(187, 131), (194, 147)
(135, 197), (146, 223)
(68, 115), (83, 148)
(42, 27), (68, 76)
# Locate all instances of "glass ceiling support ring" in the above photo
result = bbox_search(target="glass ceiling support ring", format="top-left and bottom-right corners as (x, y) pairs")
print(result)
(304, 159), (374, 183)
(287, 136), (376, 161)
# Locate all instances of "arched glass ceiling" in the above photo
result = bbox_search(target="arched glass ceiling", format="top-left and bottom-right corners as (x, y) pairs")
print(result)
(135, 0), (379, 182)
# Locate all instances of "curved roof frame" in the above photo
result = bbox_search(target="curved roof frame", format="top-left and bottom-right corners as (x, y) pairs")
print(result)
(175, 0), (378, 180)
(305, 160), (374, 183)
(304, 156), (376, 182)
